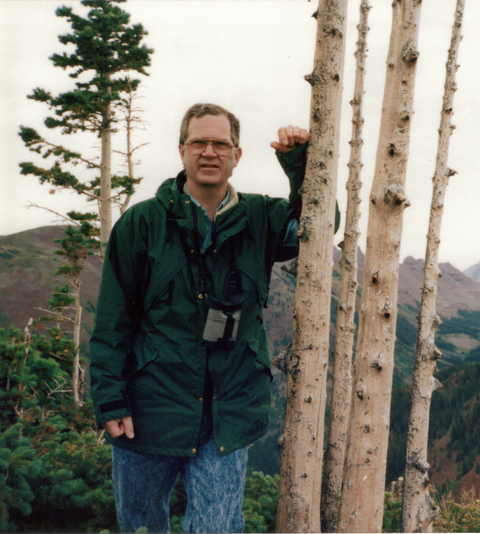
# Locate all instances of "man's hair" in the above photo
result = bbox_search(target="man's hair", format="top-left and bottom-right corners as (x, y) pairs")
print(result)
(179, 103), (240, 147)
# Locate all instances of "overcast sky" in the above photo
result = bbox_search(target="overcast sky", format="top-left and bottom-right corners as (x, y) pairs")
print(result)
(1, 0), (479, 271)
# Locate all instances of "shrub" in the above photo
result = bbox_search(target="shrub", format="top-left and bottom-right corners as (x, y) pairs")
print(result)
(433, 488), (480, 533)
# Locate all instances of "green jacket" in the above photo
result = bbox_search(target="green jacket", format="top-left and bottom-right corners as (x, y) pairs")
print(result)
(89, 146), (306, 457)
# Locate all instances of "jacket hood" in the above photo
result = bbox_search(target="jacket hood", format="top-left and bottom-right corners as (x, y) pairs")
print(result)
(155, 170), (187, 208)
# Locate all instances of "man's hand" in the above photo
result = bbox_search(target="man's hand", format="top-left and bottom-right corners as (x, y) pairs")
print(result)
(105, 416), (135, 439)
(270, 125), (310, 153)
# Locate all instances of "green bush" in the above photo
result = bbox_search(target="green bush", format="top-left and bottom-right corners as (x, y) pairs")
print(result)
(243, 472), (279, 533)
(382, 479), (403, 533)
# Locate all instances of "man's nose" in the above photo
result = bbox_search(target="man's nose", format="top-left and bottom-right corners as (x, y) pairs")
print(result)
(202, 143), (217, 156)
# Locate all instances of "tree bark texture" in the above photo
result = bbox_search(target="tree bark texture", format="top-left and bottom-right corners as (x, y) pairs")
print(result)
(401, 1), (465, 531)
(276, 1), (348, 532)
(72, 284), (83, 407)
(337, 2), (422, 532)
(100, 83), (113, 245)
(321, 3), (370, 532)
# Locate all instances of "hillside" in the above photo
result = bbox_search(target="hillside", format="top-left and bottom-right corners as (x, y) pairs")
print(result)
(2, 225), (480, 485)
(388, 362), (480, 499)
(0, 226), (102, 337)
(465, 261), (480, 282)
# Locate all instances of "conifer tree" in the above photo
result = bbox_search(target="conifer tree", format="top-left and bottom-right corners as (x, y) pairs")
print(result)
(19, 0), (153, 245)
(35, 217), (101, 405)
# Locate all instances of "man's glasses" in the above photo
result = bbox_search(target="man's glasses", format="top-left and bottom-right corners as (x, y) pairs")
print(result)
(185, 139), (236, 156)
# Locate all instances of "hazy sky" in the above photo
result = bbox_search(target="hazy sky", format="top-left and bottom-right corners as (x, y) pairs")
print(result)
(1, 0), (479, 271)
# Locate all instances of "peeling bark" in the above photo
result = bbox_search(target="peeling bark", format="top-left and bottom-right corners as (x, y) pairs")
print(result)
(401, 2), (465, 532)
(337, 2), (422, 532)
(320, 3), (370, 532)
(275, 1), (348, 532)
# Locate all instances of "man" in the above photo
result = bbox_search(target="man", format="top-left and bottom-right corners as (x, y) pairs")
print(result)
(89, 103), (310, 533)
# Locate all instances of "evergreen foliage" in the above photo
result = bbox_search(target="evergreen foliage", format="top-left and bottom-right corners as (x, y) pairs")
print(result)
(0, 325), (117, 532)
(18, 0), (154, 240)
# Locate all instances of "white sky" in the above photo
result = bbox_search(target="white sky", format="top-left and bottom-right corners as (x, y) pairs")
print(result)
(1, 0), (479, 271)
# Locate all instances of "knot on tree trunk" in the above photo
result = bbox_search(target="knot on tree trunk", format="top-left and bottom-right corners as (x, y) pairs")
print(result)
(402, 40), (420, 64)
(384, 183), (410, 207)
(414, 456), (430, 473)
(371, 353), (385, 371)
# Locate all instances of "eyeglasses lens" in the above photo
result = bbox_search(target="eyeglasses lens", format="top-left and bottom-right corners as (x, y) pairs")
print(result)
(188, 140), (233, 155)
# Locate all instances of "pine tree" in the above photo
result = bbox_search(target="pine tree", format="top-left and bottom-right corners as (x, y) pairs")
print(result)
(19, 0), (153, 245)
(35, 218), (101, 405)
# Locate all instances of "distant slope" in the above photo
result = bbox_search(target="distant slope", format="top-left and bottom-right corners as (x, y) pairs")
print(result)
(388, 362), (480, 499)
(465, 261), (480, 282)
(0, 226), (102, 333)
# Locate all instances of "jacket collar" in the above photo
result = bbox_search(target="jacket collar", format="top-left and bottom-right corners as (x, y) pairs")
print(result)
(156, 171), (249, 248)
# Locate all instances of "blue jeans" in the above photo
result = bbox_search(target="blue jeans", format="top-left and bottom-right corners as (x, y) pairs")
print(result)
(112, 438), (248, 533)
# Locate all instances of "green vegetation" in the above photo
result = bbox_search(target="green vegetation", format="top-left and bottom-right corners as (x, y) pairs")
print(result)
(18, 0), (153, 246)
(2, 319), (480, 530)
(433, 488), (480, 533)
(0, 325), (117, 532)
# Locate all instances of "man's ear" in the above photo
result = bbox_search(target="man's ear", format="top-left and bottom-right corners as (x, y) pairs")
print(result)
(234, 147), (242, 168)
(179, 144), (186, 166)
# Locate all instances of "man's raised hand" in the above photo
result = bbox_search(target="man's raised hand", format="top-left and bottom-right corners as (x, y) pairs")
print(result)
(270, 125), (310, 153)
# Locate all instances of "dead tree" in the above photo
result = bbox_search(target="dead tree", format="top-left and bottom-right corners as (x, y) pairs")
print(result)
(337, 1), (422, 532)
(321, 2), (370, 532)
(401, 1), (465, 531)
(275, 1), (348, 532)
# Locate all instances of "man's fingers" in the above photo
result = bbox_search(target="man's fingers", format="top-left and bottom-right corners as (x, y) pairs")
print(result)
(270, 141), (284, 151)
(122, 416), (135, 439)
(104, 416), (135, 439)
(273, 126), (310, 153)
(105, 419), (124, 438)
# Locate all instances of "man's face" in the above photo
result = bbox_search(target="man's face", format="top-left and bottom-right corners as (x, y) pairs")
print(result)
(179, 114), (242, 190)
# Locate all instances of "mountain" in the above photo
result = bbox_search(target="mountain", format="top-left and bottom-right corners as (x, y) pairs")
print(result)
(253, 251), (480, 477)
(264, 250), (480, 383)
(465, 261), (480, 282)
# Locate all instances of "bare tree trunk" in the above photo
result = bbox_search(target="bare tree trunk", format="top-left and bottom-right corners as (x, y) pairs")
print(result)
(337, 2), (422, 532)
(71, 280), (83, 407)
(120, 81), (135, 216)
(276, 1), (348, 532)
(401, 2), (465, 531)
(100, 81), (113, 244)
(321, 3), (370, 532)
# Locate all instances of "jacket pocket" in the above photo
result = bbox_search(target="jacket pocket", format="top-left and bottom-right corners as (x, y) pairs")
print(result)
(237, 261), (268, 307)
(130, 338), (161, 375)
(143, 254), (188, 313)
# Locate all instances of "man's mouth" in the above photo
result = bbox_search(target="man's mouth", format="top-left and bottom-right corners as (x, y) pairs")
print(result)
(200, 163), (219, 169)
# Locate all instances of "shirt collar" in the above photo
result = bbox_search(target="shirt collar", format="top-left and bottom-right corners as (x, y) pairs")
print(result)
(184, 185), (231, 215)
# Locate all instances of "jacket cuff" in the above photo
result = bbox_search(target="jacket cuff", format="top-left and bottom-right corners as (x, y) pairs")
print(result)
(275, 143), (307, 215)
(95, 398), (132, 427)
